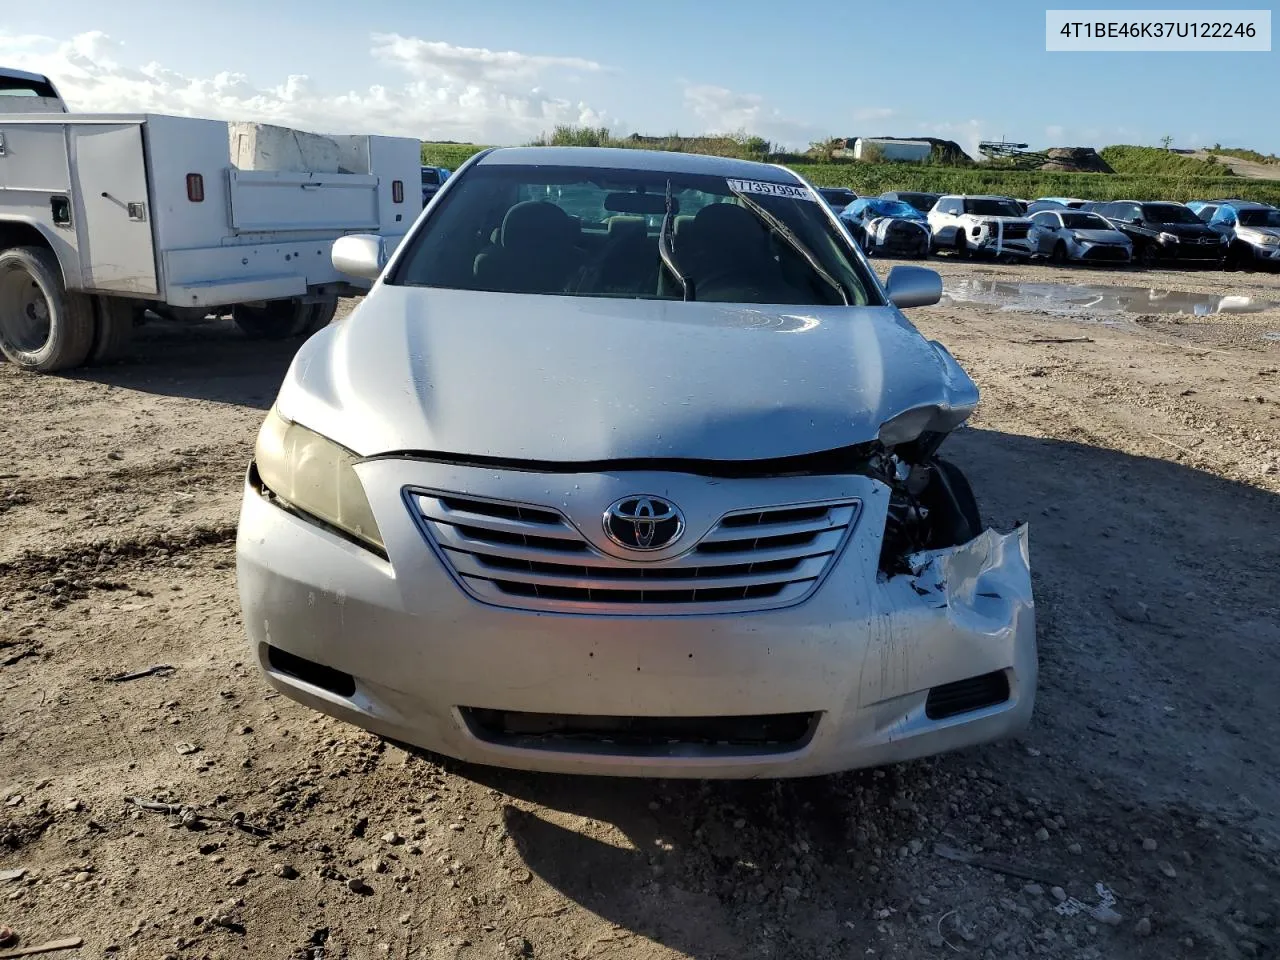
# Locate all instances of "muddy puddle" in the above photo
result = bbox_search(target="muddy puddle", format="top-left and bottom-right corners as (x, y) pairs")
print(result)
(944, 278), (1279, 319)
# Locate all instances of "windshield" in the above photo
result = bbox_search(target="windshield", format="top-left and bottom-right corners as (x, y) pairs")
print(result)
(389, 163), (877, 306)
(1238, 208), (1280, 227)
(1142, 203), (1202, 225)
(963, 198), (1022, 217)
(1060, 213), (1112, 230)
(820, 188), (855, 203)
(870, 200), (924, 219)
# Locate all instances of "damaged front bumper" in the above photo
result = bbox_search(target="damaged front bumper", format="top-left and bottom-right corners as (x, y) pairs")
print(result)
(236, 461), (1036, 778)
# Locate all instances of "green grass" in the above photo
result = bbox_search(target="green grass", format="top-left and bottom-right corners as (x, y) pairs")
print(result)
(420, 142), (489, 170)
(1207, 146), (1280, 165)
(793, 165), (1280, 204)
(419, 137), (1280, 206)
(1100, 145), (1231, 177)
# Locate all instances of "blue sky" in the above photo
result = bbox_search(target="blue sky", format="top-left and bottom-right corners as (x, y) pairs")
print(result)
(2, 0), (1276, 154)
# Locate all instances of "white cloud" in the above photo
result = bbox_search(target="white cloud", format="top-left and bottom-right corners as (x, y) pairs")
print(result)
(683, 84), (827, 149)
(0, 30), (615, 144)
(917, 119), (986, 160)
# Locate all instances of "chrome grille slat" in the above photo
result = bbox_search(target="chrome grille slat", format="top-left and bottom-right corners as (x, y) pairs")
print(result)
(417, 495), (581, 541)
(699, 505), (855, 543)
(448, 551), (831, 591)
(412, 491), (859, 615)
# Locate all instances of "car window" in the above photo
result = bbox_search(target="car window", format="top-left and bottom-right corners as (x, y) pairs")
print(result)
(1060, 213), (1112, 230)
(963, 198), (1022, 217)
(421, 169), (441, 186)
(1198, 205), (1219, 221)
(1030, 211), (1059, 227)
(1104, 203), (1134, 221)
(1236, 208), (1280, 227)
(389, 163), (879, 306)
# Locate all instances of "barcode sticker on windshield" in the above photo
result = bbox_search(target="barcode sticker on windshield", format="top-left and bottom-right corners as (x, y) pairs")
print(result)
(726, 179), (816, 201)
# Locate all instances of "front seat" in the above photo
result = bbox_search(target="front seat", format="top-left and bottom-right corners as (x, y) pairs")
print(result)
(677, 203), (795, 302)
(474, 201), (582, 294)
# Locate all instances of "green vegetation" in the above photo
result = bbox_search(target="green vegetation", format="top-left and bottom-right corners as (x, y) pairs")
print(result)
(1099, 145), (1231, 178)
(795, 165), (1280, 205)
(419, 129), (1280, 206)
(420, 142), (489, 169)
(1207, 145), (1280, 165)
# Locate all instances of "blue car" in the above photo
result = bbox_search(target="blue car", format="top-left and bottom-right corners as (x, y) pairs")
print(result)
(421, 166), (451, 204)
(839, 198), (932, 258)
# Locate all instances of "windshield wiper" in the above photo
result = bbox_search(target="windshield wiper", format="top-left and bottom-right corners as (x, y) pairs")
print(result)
(728, 186), (850, 305)
(658, 180), (695, 301)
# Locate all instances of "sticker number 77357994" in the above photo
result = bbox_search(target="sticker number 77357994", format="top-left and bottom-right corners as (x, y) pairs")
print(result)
(726, 179), (816, 201)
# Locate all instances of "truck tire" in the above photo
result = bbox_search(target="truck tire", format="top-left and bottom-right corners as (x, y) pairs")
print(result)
(0, 246), (95, 372)
(232, 298), (313, 340)
(297, 297), (339, 338)
(90, 296), (139, 365)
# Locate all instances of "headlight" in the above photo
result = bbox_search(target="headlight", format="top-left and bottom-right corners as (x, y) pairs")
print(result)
(1257, 234), (1280, 246)
(254, 406), (385, 551)
(1158, 232), (1179, 245)
(1070, 233), (1088, 243)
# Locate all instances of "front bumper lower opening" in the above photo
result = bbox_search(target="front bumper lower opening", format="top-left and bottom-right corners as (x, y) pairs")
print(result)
(460, 707), (820, 757)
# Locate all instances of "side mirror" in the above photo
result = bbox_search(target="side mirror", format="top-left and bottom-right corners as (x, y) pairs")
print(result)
(332, 234), (387, 280)
(885, 265), (942, 308)
(1132, 217), (1144, 227)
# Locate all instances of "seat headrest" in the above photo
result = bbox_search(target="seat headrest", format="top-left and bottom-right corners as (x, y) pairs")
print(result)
(501, 201), (575, 250)
(683, 203), (769, 260)
(607, 215), (647, 240)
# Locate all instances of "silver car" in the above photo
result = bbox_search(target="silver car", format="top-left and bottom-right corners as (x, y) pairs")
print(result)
(1029, 209), (1133, 265)
(237, 147), (1036, 779)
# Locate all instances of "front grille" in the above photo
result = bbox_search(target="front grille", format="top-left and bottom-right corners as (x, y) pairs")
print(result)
(925, 671), (1011, 720)
(412, 492), (858, 614)
(461, 707), (819, 756)
(1083, 245), (1130, 261)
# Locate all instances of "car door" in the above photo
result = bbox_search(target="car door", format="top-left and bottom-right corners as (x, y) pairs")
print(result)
(929, 198), (959, 242)
(1029, 211), (1059, 255)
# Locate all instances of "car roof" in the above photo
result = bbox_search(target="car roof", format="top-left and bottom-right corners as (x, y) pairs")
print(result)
(941, 194), (1018, 201)
(475, 146), (803, 183)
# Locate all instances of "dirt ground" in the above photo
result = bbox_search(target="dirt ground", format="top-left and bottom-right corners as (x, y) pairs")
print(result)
(2, 257), (1278, 960)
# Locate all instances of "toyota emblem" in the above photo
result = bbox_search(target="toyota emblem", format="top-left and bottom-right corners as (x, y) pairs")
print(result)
(603, 496), (684, 551)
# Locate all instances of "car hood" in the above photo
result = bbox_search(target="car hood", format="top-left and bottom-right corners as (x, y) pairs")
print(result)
(1159, 223), (1218, 238)
(1072, 228), (1130, 244)
(275, 287), (979, 462)
(1238, 225), (1280, 240)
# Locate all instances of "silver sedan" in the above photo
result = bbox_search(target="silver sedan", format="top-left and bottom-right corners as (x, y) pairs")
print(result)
(236, 147), (1036, 779)
(1029, 210), (1133, 265)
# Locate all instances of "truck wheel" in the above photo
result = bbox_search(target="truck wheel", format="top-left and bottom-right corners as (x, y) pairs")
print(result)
(232, 298), (313, 340)
(1139, 243), (1159, 268)
(1051, 241), (1068, 265)
(0, 246), (95, 372)
(297, 297), (339, 337)
(954, 232), (969, 259)
(90, 296), (139, 365)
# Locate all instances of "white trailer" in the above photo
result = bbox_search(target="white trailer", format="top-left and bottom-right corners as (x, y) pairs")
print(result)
(853, 138), (932, 163)
(0, 67), (421, 372)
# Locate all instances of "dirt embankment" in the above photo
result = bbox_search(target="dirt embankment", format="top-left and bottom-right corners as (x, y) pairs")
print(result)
(2, 267), (1278, 960)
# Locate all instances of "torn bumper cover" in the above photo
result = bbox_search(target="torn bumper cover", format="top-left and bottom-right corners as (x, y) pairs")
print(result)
(237, 460), (1036, 779)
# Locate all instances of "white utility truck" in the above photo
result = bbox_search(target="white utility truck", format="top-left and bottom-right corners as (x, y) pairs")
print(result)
(0, 67), (422, 372)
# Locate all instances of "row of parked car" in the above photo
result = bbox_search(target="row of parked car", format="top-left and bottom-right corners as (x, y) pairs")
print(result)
(814, 187), (1280, 271)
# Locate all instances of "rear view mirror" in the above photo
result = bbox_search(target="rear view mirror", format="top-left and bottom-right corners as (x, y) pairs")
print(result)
(605, 192), (671, 216)
(885, 265), (942, 309)
(332, 234), (386, 280)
